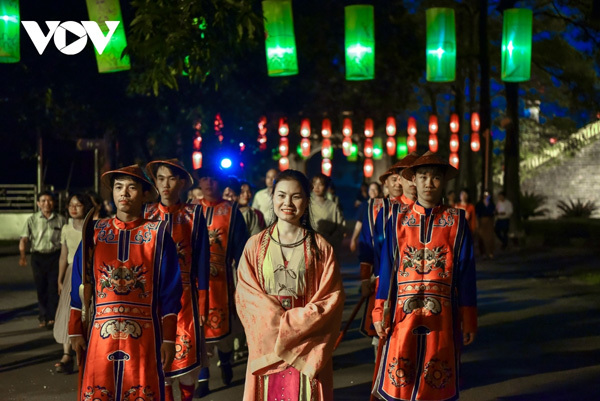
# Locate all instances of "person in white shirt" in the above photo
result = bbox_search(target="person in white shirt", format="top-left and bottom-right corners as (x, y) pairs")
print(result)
(495, 191), (513, 250)
(251, 168), (277, 225)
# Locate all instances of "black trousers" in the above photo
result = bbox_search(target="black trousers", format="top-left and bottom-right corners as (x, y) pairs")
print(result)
(495, 219), (510, 249)
(31, 251), (60, 323)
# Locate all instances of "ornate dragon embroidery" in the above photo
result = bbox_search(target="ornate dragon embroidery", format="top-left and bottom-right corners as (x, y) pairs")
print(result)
(98, 263), (148, 297)
(400, 246), (449, 277)
(387, 357), (415, 388)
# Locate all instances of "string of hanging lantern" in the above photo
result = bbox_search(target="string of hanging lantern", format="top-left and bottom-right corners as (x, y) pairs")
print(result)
(278, 117), (290, 171)
(192, 120), (203, 169)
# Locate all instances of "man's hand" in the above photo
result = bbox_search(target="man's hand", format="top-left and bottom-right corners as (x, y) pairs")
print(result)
(161, 342), (176, 370)
(463, 332), (476, 345)
(58, 281), (63, 296)
(71, 336), (87, 366)
(18, 256), (27, 267)
(373, 321), (389, 339)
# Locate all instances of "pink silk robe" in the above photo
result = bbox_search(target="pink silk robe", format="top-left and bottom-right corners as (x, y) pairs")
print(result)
(235, 230), (345, 401)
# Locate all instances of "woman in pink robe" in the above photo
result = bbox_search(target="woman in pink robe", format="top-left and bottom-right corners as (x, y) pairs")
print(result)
(235, 169), (345, 401)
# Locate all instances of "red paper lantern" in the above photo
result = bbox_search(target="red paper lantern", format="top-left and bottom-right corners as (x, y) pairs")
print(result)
(449, 152), (459, 169)
(192, 151), (202, 169)
(428, 115), (438, 135)
(407, 135), (417, 153)
(364, 138), (374, 158)
(449, 133), (459, 153)
(471, 112), (480, 132)
(407, 116), (417, 136)
(342, 137), (353, 156)
(278, 118), (289, 136)
(386, 137), (396, 156)
(321, 138), (332, 158)
(279, 156), (289, 171)
(258, 116), (268, 136)
(450, 113), (459, 134)
(428, 133), (438, 153)
(386, 117), (396, 136)
(470, 132), (481, 152)
(193, 136), (202, 150)
(363, 158), (374, 178)
(321, 158), (332, 176)
(342, 118), (353, 137)
(279, 137), (289, 156)
(300, 118), (311, 138)
(364, 118), (374, 138)
(301, 138), (311, 157)
(321, 119), (332, 138)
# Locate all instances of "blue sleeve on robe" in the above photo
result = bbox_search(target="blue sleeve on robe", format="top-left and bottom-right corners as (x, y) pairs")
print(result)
(457, 216), (477, 307)
(159, 232), (183, 316)
(358, 199), (375, 265)
(70, 242), (83, 309)
(372, 210), (387, 277)
(376, 207), (398, 301)
(193, 207), (211, 292)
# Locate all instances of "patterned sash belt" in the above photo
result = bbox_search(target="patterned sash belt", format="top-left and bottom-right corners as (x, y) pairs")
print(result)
(275, 295), (305, 310)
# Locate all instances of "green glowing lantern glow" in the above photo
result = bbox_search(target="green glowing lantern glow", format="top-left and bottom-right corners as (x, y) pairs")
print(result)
(345, 5), (374, 80)
(86, 0), (130, 73)
(426, 8), (455, 82)
(262, 0), (298, 77)
(396, 136), (408, 159)
(373, 137), (383, 160)
(0, 0), (20, 63)
(501, 8), (532, 82)
(348, 143), (358, 162)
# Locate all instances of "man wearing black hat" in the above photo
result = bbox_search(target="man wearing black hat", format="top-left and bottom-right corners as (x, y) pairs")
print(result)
(371, 152), (477, 401)
(144, 159), (211, 401)
(194, 166), (248, 397)
(69, 165), (183, 401)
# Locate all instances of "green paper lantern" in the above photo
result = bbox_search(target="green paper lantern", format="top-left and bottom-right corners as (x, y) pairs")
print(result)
(501, 8), (532, 82)
(86, 0), (130, 73)
(426, 8), (455, 82)
(262, 0), (298, 77)
(345, 5), (374, 80)
(0, 0), (20, 63)
(373, 137), (383, 160)
(396, 136), (408, 159)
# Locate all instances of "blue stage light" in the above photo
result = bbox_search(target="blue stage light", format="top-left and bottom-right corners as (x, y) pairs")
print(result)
(220, 158), (232, 169)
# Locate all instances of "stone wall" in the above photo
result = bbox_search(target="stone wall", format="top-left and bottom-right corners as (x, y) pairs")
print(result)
(521, 138), (600, 219)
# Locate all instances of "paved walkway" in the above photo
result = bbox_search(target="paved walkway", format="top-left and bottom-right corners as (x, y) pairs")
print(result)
(0, 244), (599, 400)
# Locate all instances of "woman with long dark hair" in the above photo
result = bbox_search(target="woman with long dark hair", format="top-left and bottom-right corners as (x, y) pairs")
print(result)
(235, 169), (345, 401)
(53, 193), (93, 373)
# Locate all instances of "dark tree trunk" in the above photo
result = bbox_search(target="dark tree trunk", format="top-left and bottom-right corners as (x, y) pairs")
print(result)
(504, 82), (522, 229)
(479, 0), (492, 195)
